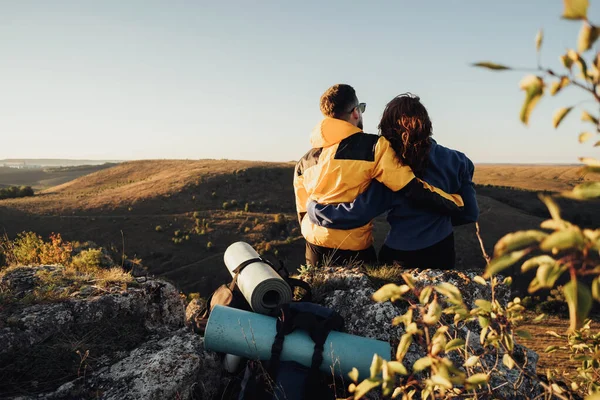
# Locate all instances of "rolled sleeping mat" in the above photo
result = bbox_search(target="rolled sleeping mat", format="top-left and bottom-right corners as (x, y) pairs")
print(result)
(204, 305), (392, 379)
(224, 241), (292, 314)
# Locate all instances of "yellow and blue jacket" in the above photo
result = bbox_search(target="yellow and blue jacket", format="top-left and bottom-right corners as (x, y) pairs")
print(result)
(293, 117), (464, 251)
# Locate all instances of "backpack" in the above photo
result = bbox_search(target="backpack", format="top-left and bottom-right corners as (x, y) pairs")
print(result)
(192, 255), (311, 334)
(236, 302), (345, 400)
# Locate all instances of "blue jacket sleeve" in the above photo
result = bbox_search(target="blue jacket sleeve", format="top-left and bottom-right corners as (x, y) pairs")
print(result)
(306, 181), (395, 229)
(452, 157), (479, 226)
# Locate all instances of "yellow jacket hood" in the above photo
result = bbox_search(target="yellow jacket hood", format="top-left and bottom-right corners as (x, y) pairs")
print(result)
(309, 118), (362, 148)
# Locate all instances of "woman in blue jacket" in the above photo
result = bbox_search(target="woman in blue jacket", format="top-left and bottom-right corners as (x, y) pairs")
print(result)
(306, 93), (479, 269)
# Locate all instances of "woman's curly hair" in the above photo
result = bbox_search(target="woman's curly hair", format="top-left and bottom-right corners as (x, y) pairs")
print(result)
(378, 93), (433, 177)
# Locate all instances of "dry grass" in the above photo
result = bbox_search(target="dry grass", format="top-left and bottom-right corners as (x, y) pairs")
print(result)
(473, 164), (591, 192)
(0, 164), (114, 190)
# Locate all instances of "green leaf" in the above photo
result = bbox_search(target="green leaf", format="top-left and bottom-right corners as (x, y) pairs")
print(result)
(528, 262), (565, 292)
(413, 356), (432, 372)
(503, 276), (513, 286)
(392, 309), (413, 327)
(473, 275), (487, 285)
(419, 286), (433, 305)
(472, 62), (511, 70)
(348, 367), (359, 383)
(475, 299), (492, 312)
(503, 353), (515, 369)
(562, 182), (600, 200)
(445, 338), (466, 352)
(423, 298), (442, 325)
(560, 54), (574, 70)
(464, 356), (480, 367)
(522, 255), (557, 273)
(484, 249), (529, 278)
(569, 49), (588, 77)
(550, 76), (570, 95)
(553, 107), (573, 128)
(581, 110), (599, 125)
(435, 282), (463, 305)
(539, 194), (562, 221)
(578, 23), (600, 52)
(533, 313), (547, 322)
(478, 315), (490, 329)
(545, 345), (559, 353)
(579, 132), (594, 143)
(540, 227), (585, 253)
(466, 373), (489, 385)
(386, 361), (408, 375)
(519, 75), (544, 125)
(535, 29), (543, 51)
(431, 374), (453, 390)
(562, 0), (589, 20)
(396, 333), (413, 362)
(516, 330), (532, 339)
(370, 354), (383, 379)
(563, 279), (593, 332)
(372, 283), (410, 302)
(592, 277), (600, 301)
(352, 378), (381, 399)
(540, 218), (572, 230)
(402, 273), (415, 289)
(493, 230), (549, 256)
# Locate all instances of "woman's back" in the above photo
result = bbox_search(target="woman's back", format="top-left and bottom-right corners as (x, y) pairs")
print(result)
(385, 140), (474, 251)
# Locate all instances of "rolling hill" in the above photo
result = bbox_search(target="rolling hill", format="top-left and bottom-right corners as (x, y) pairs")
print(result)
(0, 164), (117, 189)
(0, 160), (595, 296)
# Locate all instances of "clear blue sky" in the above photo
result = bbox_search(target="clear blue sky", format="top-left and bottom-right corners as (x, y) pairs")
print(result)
(1, 0), (598, 163)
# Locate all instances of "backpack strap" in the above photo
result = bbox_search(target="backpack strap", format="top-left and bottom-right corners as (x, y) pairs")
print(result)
(229, 257), (263, 290)
(260, 254), (313, 302)
(268, 304), (295, 382)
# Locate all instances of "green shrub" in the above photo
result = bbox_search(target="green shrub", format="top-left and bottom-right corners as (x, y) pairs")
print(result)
(0, 185), (34, 200)
(244, 203), (249, 212)
(206, 242), (213, 250)
(356, 3), (600, 399)
(155, 225), (163, 232)
(4, 232), (72, 267)
(222, 202), (229, 209)
(193, 211), (201, 219)
(230, 199), (238, 207)
(71, 249), (107, 271)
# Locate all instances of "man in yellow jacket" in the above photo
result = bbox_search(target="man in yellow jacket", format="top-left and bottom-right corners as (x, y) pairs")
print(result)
(294, 84), (464, 266)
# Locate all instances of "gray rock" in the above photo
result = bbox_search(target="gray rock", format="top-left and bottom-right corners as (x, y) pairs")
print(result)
(42, 330), (221, 400)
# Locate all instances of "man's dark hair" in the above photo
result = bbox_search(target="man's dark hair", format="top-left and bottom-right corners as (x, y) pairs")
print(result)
(319, 84), (358, 119)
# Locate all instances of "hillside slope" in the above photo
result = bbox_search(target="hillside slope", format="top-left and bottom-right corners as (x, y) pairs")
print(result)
(473, 164), (590, 192)
(0, 161), (589, 296)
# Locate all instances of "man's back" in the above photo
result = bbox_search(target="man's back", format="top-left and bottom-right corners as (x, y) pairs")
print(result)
(295, 118), (416, 251)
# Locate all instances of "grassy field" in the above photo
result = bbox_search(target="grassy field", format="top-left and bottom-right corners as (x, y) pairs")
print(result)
(0, 161), (596, 377)
(0, 164), (117, 190)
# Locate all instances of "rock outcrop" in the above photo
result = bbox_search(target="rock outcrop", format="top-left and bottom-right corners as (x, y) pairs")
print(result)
(0, 265), (221, 400)
(2, 264), (541, 400)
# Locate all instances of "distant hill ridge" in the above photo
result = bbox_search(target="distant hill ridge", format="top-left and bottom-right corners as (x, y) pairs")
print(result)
(0, 158), (121, 167)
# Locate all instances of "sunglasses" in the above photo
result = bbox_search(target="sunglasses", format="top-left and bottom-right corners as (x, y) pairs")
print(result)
(349, 102), (366, 114)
